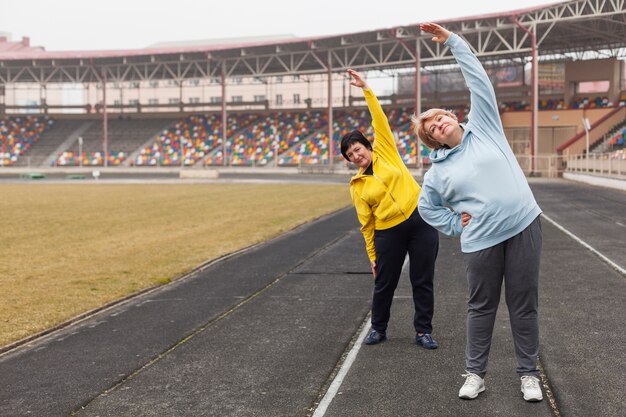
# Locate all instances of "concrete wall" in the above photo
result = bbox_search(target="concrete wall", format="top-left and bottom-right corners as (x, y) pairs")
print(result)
(501, 107), (618, 155)
(564, 58), (621, 104)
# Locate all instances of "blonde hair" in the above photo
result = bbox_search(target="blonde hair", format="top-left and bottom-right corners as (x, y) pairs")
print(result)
(411, 108), (458, 149)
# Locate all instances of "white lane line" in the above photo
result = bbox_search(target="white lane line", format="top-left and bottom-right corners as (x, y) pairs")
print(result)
(312, 320), (371, 417)
(312, 255), (410, 417)
(541, 213), (626, 277)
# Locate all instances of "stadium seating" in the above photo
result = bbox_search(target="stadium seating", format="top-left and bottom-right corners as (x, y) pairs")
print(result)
(204, 106), (437, 167)
(55, 150), (126, 166)
(205, 111), (324, 166)
(2, 92), (622, 170)
(607, 127), (625, 150)
(0, 116), (52, 166)
(497, 97), (618, 111)
(610, 149), (625, 160)
(496, 96), (613, 111)
(134, 114), (225, 166)
(25, 120), (88, 167)
(54, 118), (175, 166)
(277, 109), (370, 166)
(590, 119), (626, 155)
(570, 96), (613, 109)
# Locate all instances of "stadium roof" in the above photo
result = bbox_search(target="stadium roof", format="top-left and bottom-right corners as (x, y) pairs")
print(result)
(0, 0), (624, 84)
(146, 34), (299, 49)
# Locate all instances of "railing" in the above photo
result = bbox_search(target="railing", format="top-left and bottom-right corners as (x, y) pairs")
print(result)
(515, 155), (562, 178)
(564, 152), (626, 177)
(557, 106), (626, 155)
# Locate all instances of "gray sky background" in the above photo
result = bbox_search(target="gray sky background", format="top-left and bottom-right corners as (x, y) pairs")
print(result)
(0, 0), (564, 51)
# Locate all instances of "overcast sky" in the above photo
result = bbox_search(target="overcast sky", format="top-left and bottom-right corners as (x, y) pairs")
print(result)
(0, 0), (565, 52)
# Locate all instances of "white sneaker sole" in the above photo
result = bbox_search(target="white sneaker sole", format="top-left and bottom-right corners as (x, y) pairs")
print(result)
(522, 391), (543, 402)
(459, 386), (485, 399)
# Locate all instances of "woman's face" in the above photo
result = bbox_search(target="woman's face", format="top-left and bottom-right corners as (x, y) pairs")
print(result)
(345, 142), (373, 168)
(424, 113), (460, 147)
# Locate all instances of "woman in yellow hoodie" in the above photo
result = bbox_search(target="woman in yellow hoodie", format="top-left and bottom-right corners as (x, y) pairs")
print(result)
(341, 69), (439, 348)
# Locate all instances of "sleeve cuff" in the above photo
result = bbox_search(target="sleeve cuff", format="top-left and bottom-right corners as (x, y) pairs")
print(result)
(444, 32), (458, 47)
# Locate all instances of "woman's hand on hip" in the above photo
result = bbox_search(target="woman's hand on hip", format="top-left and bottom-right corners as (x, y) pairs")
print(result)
(461, 212), (472, 227)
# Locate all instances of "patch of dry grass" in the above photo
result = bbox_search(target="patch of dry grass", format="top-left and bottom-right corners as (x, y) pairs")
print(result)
(0, 183), (351, 347)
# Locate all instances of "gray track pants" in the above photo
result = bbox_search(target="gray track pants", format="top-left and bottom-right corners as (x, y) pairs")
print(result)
(462, 216), (542, 378)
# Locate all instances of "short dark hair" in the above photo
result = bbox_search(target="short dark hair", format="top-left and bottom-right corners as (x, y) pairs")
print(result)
(340, 129), (372, 160)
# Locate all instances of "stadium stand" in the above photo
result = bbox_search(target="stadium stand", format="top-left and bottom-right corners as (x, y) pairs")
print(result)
(606, 124), (625, 153)
(134, 114), (223, 166)
(0, 1), (623, 180)
(134, 113), (279, 167)
(20, 120), (90, 167)
(538, 98), (567, 110)
(278, 109), (368, 166)
(2, 94), (624, 169)
(2, 110), (426, 168)
(570, 96), (613, 109)
(205, 111), (325, 166)
(275, 107), (423, 166)
(54, 117), (175, 166)
(590, 119), (626, 154)
(497, 97), (620, 112)
(0, 116), (52, 166)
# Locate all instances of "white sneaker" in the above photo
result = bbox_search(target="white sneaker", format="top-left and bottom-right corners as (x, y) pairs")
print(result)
(459, 372), (485, 399)
(521, 376), (543, 402)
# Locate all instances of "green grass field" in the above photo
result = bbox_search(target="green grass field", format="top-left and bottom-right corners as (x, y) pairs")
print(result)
(0, 182), (351, 347)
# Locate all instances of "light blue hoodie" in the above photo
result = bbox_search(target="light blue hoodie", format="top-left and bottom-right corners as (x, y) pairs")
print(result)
(418, 32), (542, 253)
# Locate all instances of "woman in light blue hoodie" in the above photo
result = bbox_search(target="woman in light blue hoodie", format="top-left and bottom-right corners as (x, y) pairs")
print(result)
(413, 23), (544, 403)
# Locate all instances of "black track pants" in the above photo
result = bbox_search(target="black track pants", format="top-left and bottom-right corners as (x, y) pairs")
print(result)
(371, 209), (439, 334)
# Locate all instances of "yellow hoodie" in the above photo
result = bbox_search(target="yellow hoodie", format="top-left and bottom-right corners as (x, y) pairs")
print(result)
(349, 88), (420, 261)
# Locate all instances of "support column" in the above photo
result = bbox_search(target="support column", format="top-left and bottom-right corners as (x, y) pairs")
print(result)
(0, 84), (5, 116)
(221, 61), (228, 166)
(179, 79), (184, 113)
(327, 50), (333, 168)
(137, 82), (142, 113)
(0, 85), (4, 164)
(119, 82), (124, 115)
(531, 33), (539, 175)
(513, 17), (539, 175)
(40, 84), (47, 115)
(415, 39), (422, 117)
(415, 38), (422, 170)
(102, 68), (108, 167)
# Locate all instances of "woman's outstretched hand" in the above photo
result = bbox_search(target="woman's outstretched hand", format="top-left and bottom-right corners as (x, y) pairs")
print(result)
(347, 68), (368, 89)
(420, 22), (450, 44)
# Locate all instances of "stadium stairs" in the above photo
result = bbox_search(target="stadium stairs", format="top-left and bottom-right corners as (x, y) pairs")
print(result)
(40, 121), (93, 167)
